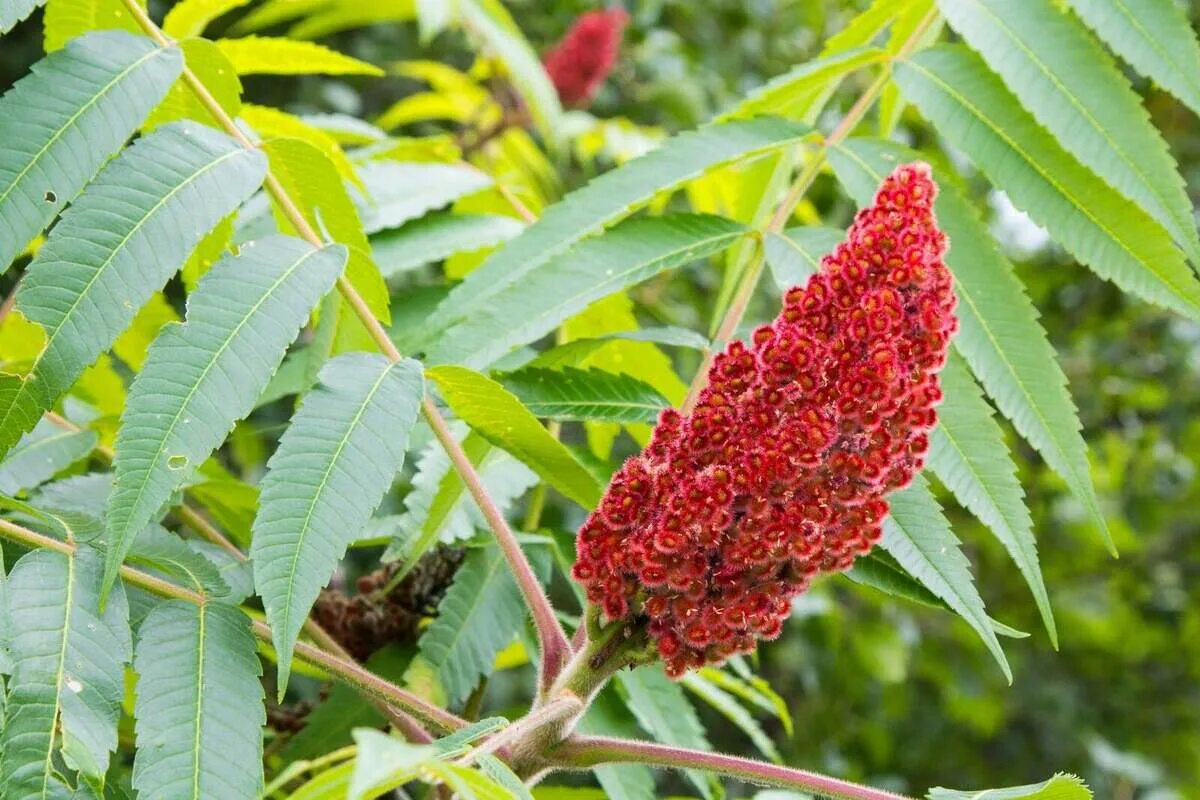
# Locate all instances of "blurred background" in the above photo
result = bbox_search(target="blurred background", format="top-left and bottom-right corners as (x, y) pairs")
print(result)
(2, 1), (1198, 797)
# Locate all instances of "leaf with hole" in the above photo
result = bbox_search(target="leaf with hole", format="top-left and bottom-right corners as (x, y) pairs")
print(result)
(1, 547), (130, 792)
(105, 236), (345, 595)
(0, 122), (267, 460)
(0, 31), (181, 274)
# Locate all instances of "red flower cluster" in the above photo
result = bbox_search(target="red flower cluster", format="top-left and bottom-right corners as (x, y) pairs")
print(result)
(543, 9), (629, 108)
(572, 163), (958, 677)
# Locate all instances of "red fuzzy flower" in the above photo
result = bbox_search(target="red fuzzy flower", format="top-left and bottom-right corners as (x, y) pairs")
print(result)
(543, 9), (629, 108)
(571, 163), (957, 677)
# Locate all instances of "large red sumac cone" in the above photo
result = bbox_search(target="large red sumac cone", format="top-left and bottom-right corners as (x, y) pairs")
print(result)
(571, 162), (958, 677)
(543, 9), (629, 108)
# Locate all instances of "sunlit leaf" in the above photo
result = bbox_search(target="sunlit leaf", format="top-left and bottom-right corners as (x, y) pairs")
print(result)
(427, 365), (602, 508)
(216, 36), (383, 76)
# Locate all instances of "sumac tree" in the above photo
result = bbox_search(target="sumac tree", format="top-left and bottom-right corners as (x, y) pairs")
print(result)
(0, 0), (1194, 798)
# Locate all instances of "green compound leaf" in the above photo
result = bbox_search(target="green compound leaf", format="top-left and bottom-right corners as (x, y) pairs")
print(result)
(0, 122), (267, 459)
(0, 417), (96, 496)
(252, 354), (424, 691)
(881, 476), (1011, 683)
(371, 212), (524, 278)
(163, 0), (253, 37)
(762, 226), (844, 290)
(1067, 0), (1200, 120)
(928, 773), (1092, 800)
(215, 36), (383, 76)
(404, 543), (550, 706)
(616, 666), (719, 800)
(105, 237), (346, 595)
(356, 161), (492, 235)
(895, 45), (1200, 320)
(500, 366), (669, 424)
(420, 117), (810, 349)
(1, 0), (44, 34)
(939, 0), (1200, 264)
(928, 352), (1055, 645)
(430, 213), (747, 369)
(1, 547), (130, 794)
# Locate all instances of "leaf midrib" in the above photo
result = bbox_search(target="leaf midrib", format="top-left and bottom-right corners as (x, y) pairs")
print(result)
(930, 420), (1053, 640)
(41, 552), (74, 800)
(884, 506), (1006, 674)
(192, 604), (206, 800)
(424, 550), (506, 680)
(1105, 0), (1200, 102)
(771, 231), (826, 272)
(447, 224), (746, 359)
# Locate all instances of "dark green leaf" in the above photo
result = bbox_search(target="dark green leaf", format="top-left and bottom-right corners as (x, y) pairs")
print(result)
(105, 237), (345, 594)
(251, 354), (424, 690)
(895, 46), (1200, 320)
(501, 366), (669, 424)
(132, 601), (264, 799)
(0, 31), (181, 273)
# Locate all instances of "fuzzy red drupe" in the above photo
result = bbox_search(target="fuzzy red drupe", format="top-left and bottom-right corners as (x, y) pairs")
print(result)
(543, 9), (630, 108)
(572, 163), (958, 677)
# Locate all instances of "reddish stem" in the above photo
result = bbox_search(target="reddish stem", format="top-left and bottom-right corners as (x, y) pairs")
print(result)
(550, 736), (916, 800)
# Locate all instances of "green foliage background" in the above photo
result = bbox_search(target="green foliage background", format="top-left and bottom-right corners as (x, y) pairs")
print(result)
(1, 0), (1197, 797)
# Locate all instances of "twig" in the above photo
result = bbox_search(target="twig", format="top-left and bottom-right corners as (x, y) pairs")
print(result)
(42, 411), (433, 741)
(549, 736), (916, 800)
(115, 0), (571, 694)
(682, 6), (940, 413)
(0, 515), (464, 733)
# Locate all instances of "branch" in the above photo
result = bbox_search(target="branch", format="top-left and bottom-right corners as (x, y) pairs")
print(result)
(114, 0), (571, 692)
(0, 514), (464, 733)
(550, 736), (916, 800)
(44, 415), (435, 741)
(682, 6), (940, 413)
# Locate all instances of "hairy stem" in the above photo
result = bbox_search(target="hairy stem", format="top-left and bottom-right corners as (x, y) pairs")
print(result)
(683, 6), (939, 413)
(0, 515), (464, 734)
(424, 398), (572, 687)
(463, 694), (583, 765)
(550, 736), (916, 800)
(115, 0), (570, 696)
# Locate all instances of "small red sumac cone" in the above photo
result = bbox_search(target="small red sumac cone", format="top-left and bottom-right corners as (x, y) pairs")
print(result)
(571, 162), (958, 677)
(543, 9), (630, 108)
